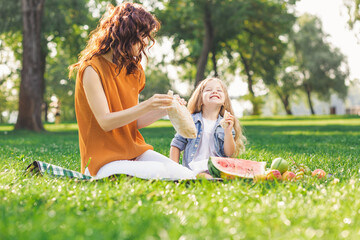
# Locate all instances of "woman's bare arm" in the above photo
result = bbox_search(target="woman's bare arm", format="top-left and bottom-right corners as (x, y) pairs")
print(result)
(82, 66), (173, 132)
(136, 109), (167, 129)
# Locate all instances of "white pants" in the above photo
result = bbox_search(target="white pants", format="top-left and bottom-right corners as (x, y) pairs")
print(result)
(85, 150), (196, 180)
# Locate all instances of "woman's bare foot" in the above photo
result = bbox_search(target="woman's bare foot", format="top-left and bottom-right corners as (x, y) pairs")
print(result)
(196, 172), (213, 179)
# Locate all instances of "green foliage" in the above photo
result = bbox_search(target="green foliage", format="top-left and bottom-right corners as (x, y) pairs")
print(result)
(241, 94), (265, 116)
(344, 0), (360, 30)
(272, 14), (350, 115)
(270, 39), (302, 114)
(140, 59), (172, 101)
(42, 0), (103, 121)
(0, 0), (109, 122)
(293, 14), (349, 101)
(155, 0), (297, 115)
(157, 0), (296, 76)
(227, 0), (297, 85)
(0, 0), (21, 34)
(1, 116), (360, 239)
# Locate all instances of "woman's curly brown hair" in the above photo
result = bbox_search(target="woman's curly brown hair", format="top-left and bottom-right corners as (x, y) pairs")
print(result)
(69, 2), (160, 76)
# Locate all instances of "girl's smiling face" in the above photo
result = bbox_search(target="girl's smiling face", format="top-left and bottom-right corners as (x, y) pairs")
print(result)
(202, 80), (225, 107)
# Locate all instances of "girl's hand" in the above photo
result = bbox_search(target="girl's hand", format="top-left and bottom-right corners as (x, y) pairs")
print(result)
(146, 94), (174, 111)
(223, 112), (235, 133)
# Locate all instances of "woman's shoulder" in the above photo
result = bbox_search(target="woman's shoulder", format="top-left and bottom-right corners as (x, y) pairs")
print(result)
(78, 56), (101, 71)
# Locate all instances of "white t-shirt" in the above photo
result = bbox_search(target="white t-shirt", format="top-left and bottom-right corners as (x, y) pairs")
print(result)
(189, 118), (217, 174)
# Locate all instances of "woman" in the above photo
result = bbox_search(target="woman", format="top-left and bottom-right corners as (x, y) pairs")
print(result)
(69, 2), (195, 180)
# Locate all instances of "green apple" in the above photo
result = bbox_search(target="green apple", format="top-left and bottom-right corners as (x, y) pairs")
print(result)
(270, 157), (289, 174)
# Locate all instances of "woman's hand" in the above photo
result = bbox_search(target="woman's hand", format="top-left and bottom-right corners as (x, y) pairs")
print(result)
(145, 94), (174, 111)
(174, 94), (187, 106)
(136, 94), (174, 129)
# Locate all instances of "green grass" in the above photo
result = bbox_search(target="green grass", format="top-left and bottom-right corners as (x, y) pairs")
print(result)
(1, 115), (360, 239)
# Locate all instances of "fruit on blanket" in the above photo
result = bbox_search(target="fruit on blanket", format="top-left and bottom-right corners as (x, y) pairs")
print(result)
(297, 164), (312, 175)
(282, 171), (296, 181)
(312, 169), (326, 179)
(295, 171), (304, 180)
(254, 174), (267, 182)
(266, 169), (282, 181)
(270, 157), (289, 174)
(208, 157), (266, 179)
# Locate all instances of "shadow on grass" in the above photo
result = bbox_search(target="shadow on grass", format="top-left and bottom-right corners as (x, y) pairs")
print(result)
(241, 114), (360, 121)
(243, 124), (360, 133)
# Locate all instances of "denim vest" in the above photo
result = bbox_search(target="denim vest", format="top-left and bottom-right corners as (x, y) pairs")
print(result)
(170, 112), (235, 169)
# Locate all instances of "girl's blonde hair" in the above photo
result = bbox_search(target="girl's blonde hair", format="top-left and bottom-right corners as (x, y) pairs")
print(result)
(187, 77), (246, 157)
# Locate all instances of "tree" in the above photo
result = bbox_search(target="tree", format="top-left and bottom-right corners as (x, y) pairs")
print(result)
(270, 38), (303, 115)
(0, 39), (20, 123)
(16, 0), (45, 131)
(292, 14), (349, 114)
(154, 0), (250, 87)
(155, 0), (297, 115)
(226, 0), (297, 115)
(43, 1), (102, 122)
(344, 0), (360, 38)
(139, 58), (172, 101)
(0, 0), (100, 130)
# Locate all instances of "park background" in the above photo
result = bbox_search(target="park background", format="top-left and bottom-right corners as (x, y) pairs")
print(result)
(1, 1), (360, 239)
(0, 0), (360, 128)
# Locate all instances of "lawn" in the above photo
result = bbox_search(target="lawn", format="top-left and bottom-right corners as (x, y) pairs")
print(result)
(0, 115), (360, 239)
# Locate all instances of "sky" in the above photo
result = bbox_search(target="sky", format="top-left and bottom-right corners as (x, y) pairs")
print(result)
(296, 0), (360, 80)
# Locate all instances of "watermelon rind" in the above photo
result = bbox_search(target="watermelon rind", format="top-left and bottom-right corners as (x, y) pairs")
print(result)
(208, 159), (221, 178)
(208, 157), (266, 179)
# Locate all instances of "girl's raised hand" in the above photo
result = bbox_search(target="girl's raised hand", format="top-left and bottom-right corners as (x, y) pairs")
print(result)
(223, 112), (235, 132)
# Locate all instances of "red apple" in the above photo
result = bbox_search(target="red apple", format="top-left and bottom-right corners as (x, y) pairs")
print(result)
(266, 169), (282, 181)
(312, 169), (326, 179)
(282, 171), (296, 181)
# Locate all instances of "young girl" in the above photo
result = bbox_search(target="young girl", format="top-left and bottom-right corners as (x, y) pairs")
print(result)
(170, 77), (246, 178)
(68, 2), (195, 180)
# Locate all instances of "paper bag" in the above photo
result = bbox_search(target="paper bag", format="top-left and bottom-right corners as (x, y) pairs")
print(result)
(167, 90), (197, 139)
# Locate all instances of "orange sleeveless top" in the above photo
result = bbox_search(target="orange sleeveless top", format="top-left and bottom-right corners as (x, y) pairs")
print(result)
(75, 56), (153, 176)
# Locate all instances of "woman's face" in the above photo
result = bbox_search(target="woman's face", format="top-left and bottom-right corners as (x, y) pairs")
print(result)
(132, 36), (149, 56)
(201, 80), (225, 107)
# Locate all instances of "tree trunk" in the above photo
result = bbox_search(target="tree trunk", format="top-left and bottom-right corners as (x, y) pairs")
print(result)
(240, 53), (262, 115)
(16, 0), (45, 131)
(211, 47), (218, 77)
(194, 4), (213, 87)
(304, 83), (315, 115)
(240, 54), (254, 97)
(277, 91), (292, 115)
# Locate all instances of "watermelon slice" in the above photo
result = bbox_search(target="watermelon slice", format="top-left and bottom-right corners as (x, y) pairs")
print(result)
(208, 157), (266, 179)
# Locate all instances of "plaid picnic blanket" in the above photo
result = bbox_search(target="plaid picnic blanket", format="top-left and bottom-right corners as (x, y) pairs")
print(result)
(25, 161), (92, 180)
(25, 161), (224, 182)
